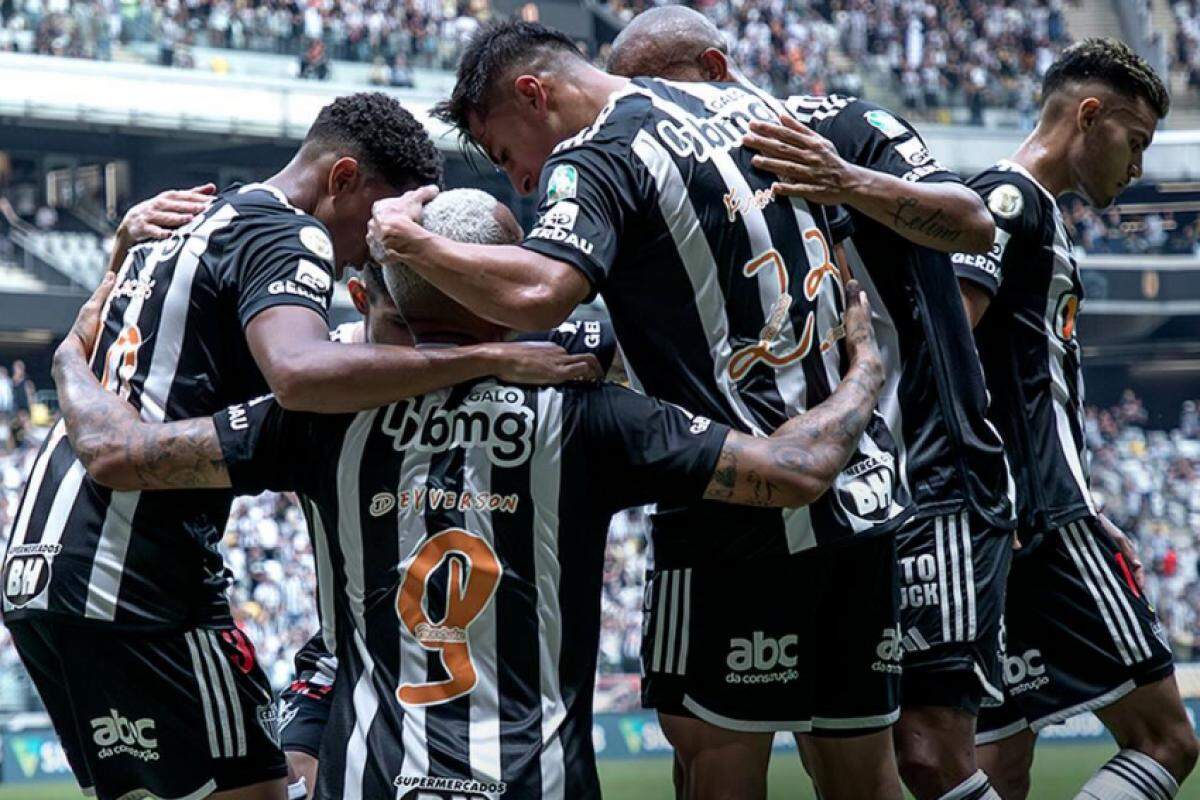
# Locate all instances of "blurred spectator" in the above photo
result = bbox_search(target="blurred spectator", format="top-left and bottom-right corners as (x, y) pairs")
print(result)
(388, 51), (413, 87)
(298, 38), (329, 80)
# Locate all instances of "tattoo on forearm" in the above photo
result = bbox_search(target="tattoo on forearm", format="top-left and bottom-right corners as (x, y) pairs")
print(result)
(55, 342), (228, 490)
(890, 197), (962, 243)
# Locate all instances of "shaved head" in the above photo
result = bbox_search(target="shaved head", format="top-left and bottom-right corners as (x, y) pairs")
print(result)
(609, 6), (728, 80)
(383, 189), (522, 325)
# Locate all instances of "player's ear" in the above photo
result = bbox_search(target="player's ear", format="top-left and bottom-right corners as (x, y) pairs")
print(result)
(700, 48), (730, 82)
(1077, 97), (1102, 132)
(515, 75), (545, 113)
(347, 276), (370, 316)
(327, 156), (362, 197)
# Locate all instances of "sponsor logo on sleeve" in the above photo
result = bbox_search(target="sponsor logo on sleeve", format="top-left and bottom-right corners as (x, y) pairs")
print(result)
(539, 201), (579, 231)
(296, 259), (332, 293)
(546, 164), (578, 204)
(894, 137), (934, 167)
(864, 109), (909, 139)
(268, 260), (332, 306)
(299, 225), (334, 261)
(987, 184), (1025, 219)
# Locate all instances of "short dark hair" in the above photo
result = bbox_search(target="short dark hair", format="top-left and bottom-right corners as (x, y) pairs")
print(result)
(304, 92), (443, 189)
(1042, 38), (1170, 119)
(433, 21), (582, 145)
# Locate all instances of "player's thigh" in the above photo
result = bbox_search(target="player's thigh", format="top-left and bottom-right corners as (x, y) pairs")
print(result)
(658, 711), (772, 800)
(1095, 674), (1199, 779)
(51, 623), (287, 800)
(212, 777), (288, 800)
(803, 728), (904, 800)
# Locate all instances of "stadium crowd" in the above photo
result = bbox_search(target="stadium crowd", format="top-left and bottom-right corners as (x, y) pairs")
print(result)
(1175, 0), (1200, 90)
(0, 0), (1099, 114)
(5, 370), (1200, 707)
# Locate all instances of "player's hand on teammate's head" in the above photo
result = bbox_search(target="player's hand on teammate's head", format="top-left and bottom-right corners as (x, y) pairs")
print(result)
(742, 116), (854, 206)
(62, 272), (116, 358)
(367, 185), (440, 265)
(479, 341), (603, 385)
(841, 279), (883, 387)
(117, 183), (216, 246)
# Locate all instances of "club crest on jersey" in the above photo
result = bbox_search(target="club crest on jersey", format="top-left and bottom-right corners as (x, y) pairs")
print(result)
(299, 225), (334, 262)
(256, 704), (281, 748)
(381, 392), (535, 467)
(3, 543), (60, 608)
(546, 164), (578, 204)
(987, 184), (1024, 219)
(864, 109), (908, 139)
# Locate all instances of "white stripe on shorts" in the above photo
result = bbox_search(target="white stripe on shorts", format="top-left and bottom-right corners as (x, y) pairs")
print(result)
(185, 632), (220, 759)
(1080, 524), (1152, 662)
(934, 515), (952, 642)
(1062, 524), (1133, 666)
(208, 631), (247, 758)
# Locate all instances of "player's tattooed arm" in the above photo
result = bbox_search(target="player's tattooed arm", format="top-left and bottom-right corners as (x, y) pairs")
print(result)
(53, 274), (231, 492)
(703, 281), (884, 508)
(741, 117), (994, 254)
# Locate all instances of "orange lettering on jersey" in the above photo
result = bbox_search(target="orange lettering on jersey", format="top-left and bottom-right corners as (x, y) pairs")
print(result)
(1055, 294), (1079, 340)
(395, 527), (502, 706)
(101, 325), (143, 398)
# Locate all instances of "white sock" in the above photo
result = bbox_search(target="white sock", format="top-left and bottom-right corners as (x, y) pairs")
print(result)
(287, 776), (309, 800)
(1075, 749), (1179, 800)
(938, 770), (1001, 800)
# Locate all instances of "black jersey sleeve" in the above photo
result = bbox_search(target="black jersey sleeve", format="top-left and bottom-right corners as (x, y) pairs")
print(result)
(579, 384), (730, 510)
(795, 97), (960, 185)
(519, 145), (641, 296)
(515, 319), (618, 373)
(827, 205), (855, 245)
(213, 394), (348, 498)
(951, 171), (1045, 298)
(229, 216), (338, 328)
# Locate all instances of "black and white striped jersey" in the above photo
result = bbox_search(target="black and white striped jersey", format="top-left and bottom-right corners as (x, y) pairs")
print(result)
(2, 184), (337, 630)
(953, 160), (1094, 531)
(212, 380), (729, 800)
(784, 95), (1014, 530)
(520, 77), (909, 562)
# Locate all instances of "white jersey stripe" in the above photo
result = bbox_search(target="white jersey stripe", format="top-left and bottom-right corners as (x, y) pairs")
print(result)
(308, 502), (338, 659)
(185, 632), (222, 759)
(396, 431), (436, 784)
(332, 409), (381, 798)
(6, 421), (66, 551)
(464, 445), (502, 784)
(1063, 525), (1132, 666)
(23, 460), (86, 611)
(1081, 527), (1152, 661)
(208, 631), (247, 758)
(346, 629), (382, 800)
(84, 205), (240, 621)
(630, 130), (766, 437)
(532, 387), (566, 800)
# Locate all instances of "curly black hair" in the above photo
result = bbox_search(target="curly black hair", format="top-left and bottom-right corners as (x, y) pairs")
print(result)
(433, 21), (582, 150)
(305, 92), (443, 189)
(1043, 38), (1170, 119)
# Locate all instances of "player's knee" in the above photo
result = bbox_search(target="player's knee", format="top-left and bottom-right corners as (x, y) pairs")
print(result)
(1140, 724), (1199, 783)
(896, 739), (969, 799)
(978, 740), (1034, 800)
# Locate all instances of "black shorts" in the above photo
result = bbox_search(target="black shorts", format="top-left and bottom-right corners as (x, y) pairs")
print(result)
(8, 618), (287, 800)
(896, 510), (1012, 715)
(976, 516), (1175, 743)
(641, 533), (901, 734)
(279, 676), (334, 758)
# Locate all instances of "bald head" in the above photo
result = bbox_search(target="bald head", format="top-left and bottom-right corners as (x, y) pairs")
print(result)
(609, 6), (729, 81)
(384, 188), (522, 324)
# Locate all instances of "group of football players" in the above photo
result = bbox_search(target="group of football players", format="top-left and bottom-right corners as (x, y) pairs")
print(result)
(2, 7), (1197, 800)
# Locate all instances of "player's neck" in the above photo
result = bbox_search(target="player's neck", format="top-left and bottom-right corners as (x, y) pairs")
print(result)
(265, 159), (324, 216)
(1011, 125), (1073, 198)
(407, 319), (505, 347)
(559, 68), (630, 137)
